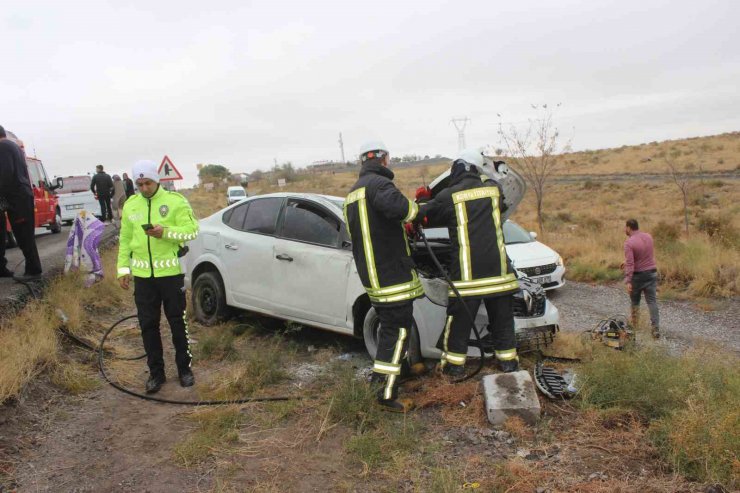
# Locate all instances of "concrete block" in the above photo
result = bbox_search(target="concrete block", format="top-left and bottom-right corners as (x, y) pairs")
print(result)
(482, 371), (541, 426)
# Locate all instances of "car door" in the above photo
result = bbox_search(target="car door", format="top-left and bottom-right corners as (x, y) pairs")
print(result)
(26, 158), (51, 226)
(271, 198), (352, 327)
(218, 197), (283, 310)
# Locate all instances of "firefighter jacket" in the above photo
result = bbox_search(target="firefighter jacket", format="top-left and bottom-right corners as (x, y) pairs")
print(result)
(418, 167), (519, 299)
(117, 185), (199, 279)
(344, 162), (424, 305)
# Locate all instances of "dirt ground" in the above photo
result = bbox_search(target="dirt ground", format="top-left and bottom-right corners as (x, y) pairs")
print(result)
(1, 282), (736, 492)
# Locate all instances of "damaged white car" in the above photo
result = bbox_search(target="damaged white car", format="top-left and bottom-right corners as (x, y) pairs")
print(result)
(184, 162), (559, 364)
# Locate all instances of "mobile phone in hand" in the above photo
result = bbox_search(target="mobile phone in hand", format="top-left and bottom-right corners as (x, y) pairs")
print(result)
(141, 223), (154, 231)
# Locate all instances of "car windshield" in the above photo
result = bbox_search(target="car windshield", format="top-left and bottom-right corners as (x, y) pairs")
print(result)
(503, 221), (534, 244)
(328, 198), (345, 210)
(424, 221), (533, 245)
(229, 190), (245, 196)
(57, 176), (91, 194)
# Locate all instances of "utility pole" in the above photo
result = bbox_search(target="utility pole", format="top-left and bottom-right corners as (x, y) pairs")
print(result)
(338, 132), (346, 164)
(450, 117), (470, 151)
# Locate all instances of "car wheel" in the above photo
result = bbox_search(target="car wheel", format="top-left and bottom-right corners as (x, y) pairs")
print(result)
(50, 209), (63, 233)
(363, 307), (422, 366)
(192, 271), (231, 326)
(6, 231), (17, 249)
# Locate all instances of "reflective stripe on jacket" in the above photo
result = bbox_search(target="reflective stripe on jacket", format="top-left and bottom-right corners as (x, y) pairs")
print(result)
(344, 162), (423, 305)
(418, 169), (519, 299)
(116, 185), (199, 278)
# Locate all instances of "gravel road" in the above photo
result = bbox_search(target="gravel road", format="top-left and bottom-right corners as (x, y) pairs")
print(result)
(549, 280), (740, 353)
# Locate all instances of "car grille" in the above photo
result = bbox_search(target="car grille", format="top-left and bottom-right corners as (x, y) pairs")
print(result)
(519, 263), (557, 277)
(512, 291), (546, 318)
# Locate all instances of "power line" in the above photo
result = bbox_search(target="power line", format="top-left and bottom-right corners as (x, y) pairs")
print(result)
(450, 117), (470, 151)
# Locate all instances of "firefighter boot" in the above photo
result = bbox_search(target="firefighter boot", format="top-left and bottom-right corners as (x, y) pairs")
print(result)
(442, 363), (466, 379)
(499, 358), (519, 373)
(375, 378), (414, 413)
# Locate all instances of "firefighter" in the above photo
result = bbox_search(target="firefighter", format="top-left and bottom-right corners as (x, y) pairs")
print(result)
(344, 140), (423, 412)
(415, 149), (520, 377)
(117, 160), (199, 394)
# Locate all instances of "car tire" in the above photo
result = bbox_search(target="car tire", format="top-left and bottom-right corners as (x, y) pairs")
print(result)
(50, 209), (63, 234)
(363, 307), (423, 366)
(192, 271), (231, 326)
(6, 231), (17, 249)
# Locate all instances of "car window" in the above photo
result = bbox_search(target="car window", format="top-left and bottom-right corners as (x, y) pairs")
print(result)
(243, 197), (282, 235)
(223, 202), (249, 230)
(281, 200), (341, 247)
(27, 159), (45, 188)
(229, 189), (245, 196)
(58, 176), (91, 194)
(503, 221), (533, 244)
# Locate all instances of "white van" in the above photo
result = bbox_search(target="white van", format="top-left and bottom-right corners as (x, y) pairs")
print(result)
(55, 175), (102, 224)
(226, 186), (247, 205)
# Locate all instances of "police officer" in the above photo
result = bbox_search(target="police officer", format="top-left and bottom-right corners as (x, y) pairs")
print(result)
(117, 160), (199, 394)
(415, 149), (520, 377)
(344, 141), (423, 412)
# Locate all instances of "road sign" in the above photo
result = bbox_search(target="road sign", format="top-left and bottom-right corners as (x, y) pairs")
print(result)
(158, 155), (183, 181)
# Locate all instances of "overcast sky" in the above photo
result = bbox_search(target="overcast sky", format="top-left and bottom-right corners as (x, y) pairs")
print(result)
(2, 0), (739, 187)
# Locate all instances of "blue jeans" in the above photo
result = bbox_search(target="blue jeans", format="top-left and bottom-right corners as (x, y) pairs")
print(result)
(630, 271), (659, 329)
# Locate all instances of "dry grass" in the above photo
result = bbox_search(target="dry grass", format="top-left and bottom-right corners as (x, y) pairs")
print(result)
(49, 360), (101, 395)
(173, 406), (246, 467)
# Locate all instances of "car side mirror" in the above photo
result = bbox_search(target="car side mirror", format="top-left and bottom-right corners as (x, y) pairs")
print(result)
(342, 239), (352, 250)
(529, 231), (538, 240)
(50, 177), (63, 191)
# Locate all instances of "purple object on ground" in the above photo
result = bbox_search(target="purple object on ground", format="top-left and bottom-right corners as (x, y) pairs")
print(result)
(64, 212), (106, 287)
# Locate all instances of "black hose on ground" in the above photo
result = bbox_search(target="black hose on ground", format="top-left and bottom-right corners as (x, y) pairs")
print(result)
(417, 229), (486, 383)
(98, 314), (300, 405)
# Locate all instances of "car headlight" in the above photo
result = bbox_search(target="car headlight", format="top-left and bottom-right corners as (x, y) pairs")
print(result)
(556, 256), (564, 267)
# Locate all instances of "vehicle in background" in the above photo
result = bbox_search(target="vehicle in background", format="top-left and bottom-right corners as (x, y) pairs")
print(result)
(3, 131), (64, 248)
(55, 175), (101, 224)
(504, 220), (565, 290)
(226, 186), (247, 205)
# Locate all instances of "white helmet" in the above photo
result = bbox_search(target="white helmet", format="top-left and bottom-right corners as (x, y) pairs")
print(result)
(359, 140), (389, 163)
(455, 148), (485, 170)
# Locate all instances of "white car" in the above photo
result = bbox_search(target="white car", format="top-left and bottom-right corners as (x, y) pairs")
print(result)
(184, 191), (560, 363)
(504, 221), (565, 290)
(226, 186), (247, 205)
(55, 175), (101, 224)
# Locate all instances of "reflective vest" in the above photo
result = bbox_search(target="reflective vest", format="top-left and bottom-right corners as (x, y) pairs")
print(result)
(116, 185), (199, 278)
(344, 162), (423, 305)
(418, 170), (519, 298)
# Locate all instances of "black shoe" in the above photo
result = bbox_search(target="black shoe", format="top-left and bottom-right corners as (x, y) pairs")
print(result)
(0, 268), (13, 278)
(179, 371), (195, 387)
(651, 327), (661, 340)
(377, 397), (414, 413)
(499, 359), (519, 373)
(13, 272), (42, 282)
(145, 374), (166, 394)
(442, 364), (467, 378)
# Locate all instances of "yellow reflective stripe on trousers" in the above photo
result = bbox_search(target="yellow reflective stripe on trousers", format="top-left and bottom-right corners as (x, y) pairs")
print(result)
(367, 280), (420, 296)
(370, 284), (424, 304)
(449, 280), (520, 297)
(443, 351), (466, 365)
(374, 361), (401, 374)
(381, 327), (407, 400)
(452, 273), (517, 289)
(496, 349), (518, 361)
(358, 196), (379, 289)
(455, 202), (472, 281)
(403, 199), (419, 223)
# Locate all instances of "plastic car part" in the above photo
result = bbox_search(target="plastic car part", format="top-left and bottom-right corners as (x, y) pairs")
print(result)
(589, 316), (634, 350)
(534, 361), (574, 399)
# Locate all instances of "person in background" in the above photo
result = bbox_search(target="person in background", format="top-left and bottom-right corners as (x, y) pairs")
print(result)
(111, 174), (126, 224)
(623, 218), (660, 339)
(90, 164), (114, 223)
(122, 172), (135, 198)
(0, 124), (42, 280)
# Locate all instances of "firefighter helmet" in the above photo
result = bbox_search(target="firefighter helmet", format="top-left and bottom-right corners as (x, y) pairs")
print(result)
(359, 140), (389, 163)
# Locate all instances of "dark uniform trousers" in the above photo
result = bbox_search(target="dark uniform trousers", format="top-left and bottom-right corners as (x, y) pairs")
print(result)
(98, 192), (113, 221)
(373, 301), (414, 400)
(134, 274), (192, 378)
(440, 295), (517, 366)
(0, 195), (42, 275)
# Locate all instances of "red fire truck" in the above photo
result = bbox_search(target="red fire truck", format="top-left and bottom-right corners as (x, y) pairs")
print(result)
(3, 131), (63, 248)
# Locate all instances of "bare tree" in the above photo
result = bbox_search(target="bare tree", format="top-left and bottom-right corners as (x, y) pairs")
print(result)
(498, 104), (571, 235)
(664, 146), (704, 236)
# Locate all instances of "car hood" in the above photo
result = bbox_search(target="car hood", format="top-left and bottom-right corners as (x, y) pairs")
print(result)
(427, 158), (526, 220)
(506, 241), (558, 267)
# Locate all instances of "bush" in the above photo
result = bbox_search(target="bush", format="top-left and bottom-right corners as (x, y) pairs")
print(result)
(652, 221), (680, 245)
(579, 347), (739, 486)
(583, 179), (602, 190)
(697, 213), (740, 248)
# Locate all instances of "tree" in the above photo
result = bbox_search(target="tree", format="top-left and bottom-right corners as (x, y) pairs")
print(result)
(250, 169), (264, 181)
(664, 146), (704, 236)
(198, 164), (231, 182)
(272, 161), (297, 182)
(497, 104), (571, 235)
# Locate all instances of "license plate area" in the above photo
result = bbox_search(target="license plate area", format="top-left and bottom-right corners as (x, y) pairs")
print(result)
(533, 275), (551, 284)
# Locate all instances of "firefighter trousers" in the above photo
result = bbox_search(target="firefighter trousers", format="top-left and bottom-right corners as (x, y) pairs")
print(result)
(372, 301), (414, 401)
(134, 274), (192, 378)
(440, 295), (517, 367)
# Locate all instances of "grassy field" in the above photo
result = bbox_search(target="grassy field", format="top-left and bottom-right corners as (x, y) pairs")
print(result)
(187, 132), (740, 299)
